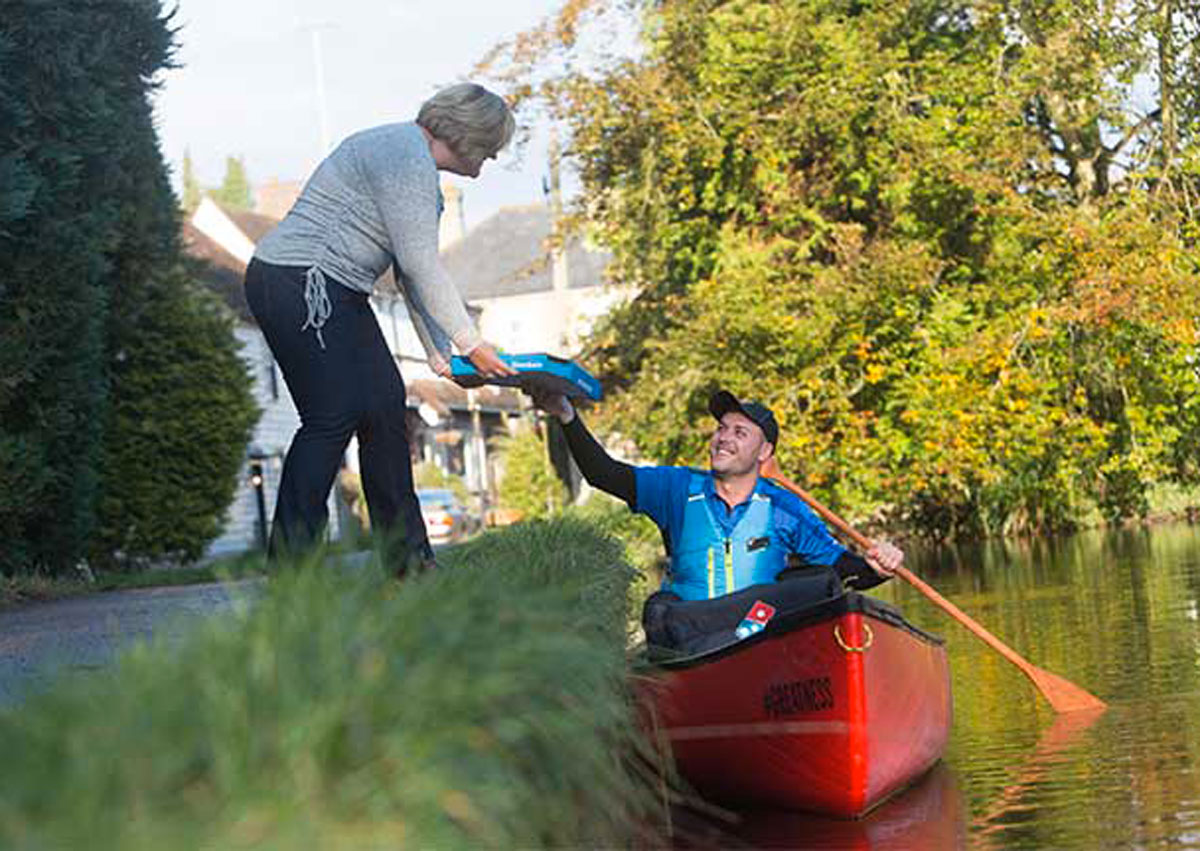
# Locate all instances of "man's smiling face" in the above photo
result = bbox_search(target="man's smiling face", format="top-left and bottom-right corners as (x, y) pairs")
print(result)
(710, 411), (772, 477)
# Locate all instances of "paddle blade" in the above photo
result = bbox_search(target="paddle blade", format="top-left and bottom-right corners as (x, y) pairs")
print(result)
(1024, 664), (1107, 714)
(895, 567), (1107, 714)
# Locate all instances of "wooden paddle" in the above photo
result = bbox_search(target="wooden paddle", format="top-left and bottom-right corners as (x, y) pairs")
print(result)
(759, 457), (1107, 714)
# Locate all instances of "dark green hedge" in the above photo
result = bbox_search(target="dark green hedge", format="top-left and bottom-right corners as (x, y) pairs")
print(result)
(0, 1), (258, 574)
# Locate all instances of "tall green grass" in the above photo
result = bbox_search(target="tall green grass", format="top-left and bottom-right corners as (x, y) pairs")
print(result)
(0, 519), (671, 849)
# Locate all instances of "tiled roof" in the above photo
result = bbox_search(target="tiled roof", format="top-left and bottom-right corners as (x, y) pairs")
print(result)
(440, 204), (609, 301)
(224, 207), (280, 244)
(254, 178), (303, 221)
(182, 220), (254, 323)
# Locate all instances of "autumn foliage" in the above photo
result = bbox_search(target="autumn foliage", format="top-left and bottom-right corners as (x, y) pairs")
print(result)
(483, 0), (1200, 538)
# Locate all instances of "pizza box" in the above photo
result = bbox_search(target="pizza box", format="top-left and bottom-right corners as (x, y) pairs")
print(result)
(449, 353), (602, 401)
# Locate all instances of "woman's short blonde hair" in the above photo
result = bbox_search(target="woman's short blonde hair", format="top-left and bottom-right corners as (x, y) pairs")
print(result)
(417, 83), (515, 162)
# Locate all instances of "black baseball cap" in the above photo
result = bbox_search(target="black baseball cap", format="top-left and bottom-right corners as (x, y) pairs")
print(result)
(709, 390), (779, 446)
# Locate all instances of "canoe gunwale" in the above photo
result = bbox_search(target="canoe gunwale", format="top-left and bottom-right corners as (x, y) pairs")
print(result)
(642, 589), (944, 672)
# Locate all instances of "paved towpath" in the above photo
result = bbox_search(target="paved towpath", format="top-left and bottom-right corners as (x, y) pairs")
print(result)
(0, 580), (261, 708)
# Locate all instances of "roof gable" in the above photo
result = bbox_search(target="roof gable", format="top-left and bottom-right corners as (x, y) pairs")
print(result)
(225, 207), (280, 244)
(182, 220), (254, 322)
(440, 204), (609, 300)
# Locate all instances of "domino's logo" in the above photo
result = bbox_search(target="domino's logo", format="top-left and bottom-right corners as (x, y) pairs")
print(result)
(735, 600), (777, 640)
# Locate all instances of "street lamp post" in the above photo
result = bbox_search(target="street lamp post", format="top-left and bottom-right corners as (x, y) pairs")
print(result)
(249, 460), (268, 551)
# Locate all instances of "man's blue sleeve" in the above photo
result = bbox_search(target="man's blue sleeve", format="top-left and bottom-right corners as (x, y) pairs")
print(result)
(634, 466), (691, 534)
(777, 493), (847, 566)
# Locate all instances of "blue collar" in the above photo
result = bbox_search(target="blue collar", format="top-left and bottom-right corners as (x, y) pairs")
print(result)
(703, 473), (764, 532)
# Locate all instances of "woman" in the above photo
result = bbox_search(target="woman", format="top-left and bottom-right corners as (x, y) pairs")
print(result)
(244, 82), (516, 575)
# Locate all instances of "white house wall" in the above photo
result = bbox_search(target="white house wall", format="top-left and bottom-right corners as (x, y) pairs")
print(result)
(371, 296), (437, 379)
(205, 325), (344, 557)
(207, 296), (444, 557)
(473, 286), (634, 355)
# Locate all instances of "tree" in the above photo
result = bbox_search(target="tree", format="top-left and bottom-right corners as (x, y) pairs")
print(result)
(495, 420), (567, 520)
(482, 0), (1200, 537)
(92, 260), (258, 567)
(84, 33), (259, 569)
(0, 1), (177, 574)
(211, 155), (252, 211)
(0, 1), (259, 574)
(181, 148), (202, 213)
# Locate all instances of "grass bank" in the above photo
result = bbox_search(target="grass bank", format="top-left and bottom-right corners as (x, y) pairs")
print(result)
(0, 518), (670, 849)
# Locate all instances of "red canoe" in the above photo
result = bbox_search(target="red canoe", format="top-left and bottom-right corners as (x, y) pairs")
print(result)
(639, 591), (952, 818)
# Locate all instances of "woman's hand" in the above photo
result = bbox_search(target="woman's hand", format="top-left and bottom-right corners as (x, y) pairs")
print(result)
(468, 341), (517, 379)
(430, 355), (452, 378)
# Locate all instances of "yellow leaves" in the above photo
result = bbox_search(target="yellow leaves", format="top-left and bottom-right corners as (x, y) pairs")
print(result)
(986, 352), (1009, 376)
(1164, 317), (1199, 346)
(1039, 200), (1200, 332)
(441, 789), (488, 835)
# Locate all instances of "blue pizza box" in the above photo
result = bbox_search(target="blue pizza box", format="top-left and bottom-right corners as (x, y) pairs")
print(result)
(449, 352), (603, 401)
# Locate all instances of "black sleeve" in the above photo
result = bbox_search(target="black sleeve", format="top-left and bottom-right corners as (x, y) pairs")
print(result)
(834, 551), (890, 590)
(562, 415), (637, 507)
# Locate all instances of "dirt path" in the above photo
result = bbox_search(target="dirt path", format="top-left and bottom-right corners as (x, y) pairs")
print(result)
(0, 580), (261, 708)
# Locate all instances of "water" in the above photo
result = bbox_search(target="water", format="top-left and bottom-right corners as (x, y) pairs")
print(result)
(675, 522), (1200, 849)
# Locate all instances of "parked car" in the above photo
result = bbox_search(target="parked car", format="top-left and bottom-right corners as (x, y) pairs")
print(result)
(417, 488), (476, 544)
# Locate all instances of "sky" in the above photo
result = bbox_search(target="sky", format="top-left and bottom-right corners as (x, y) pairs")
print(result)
(152, 0), (571, 229)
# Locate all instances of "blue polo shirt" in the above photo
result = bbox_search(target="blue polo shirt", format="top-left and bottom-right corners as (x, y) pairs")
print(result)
(634, 466), (846, 568)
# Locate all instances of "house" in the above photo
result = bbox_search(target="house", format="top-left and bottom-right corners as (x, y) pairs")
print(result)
(440, 199), (633, 353)
(183, 198), (346, 556)
(184, 197), (521, 558)
(439, 193), (634, 503)
(253, 177), (303, 222)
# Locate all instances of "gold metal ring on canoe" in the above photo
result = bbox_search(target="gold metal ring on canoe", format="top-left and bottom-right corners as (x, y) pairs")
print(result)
(834, 622), (874, 653)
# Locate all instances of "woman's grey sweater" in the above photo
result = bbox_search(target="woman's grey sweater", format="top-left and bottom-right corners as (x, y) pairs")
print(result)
(254, 122), (481, 367)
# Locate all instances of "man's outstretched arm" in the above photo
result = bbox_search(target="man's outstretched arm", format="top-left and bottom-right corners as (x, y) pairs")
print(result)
(530, 392), (636, 507)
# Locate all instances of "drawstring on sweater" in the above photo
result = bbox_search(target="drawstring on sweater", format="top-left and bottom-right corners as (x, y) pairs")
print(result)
(300, 266), (332, 349)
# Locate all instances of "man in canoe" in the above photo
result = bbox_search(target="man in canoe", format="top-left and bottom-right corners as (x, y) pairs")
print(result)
(529, 389), (903, 601)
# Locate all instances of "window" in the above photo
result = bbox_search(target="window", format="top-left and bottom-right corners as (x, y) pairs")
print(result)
(265, 352), (279, 401)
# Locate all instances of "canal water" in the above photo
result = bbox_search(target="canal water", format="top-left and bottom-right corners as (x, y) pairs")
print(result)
(676, 522), (1200, 849)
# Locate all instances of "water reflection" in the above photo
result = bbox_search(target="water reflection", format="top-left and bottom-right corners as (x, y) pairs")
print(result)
(671, 765), (964, 850)
(736, 765), (965, 850)
(670, 711), (1101, 850)
(969, 708), (1105, 848)
(897, 523), (1200, 849)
